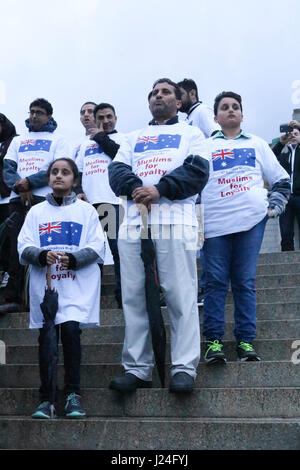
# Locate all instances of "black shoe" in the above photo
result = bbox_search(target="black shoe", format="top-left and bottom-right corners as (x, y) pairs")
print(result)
(169, 372), (194, 393)
(197, 288), (205, 307)
(204, 339), (227, 364)
(236, 342), (261, 361)
(109, 373), (152, 392)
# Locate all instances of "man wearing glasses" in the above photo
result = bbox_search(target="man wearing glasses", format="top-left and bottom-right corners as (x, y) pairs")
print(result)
(1, 98), (69, 312)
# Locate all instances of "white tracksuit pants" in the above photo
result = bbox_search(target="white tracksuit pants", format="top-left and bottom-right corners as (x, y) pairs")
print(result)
(118, 224), (200, 381)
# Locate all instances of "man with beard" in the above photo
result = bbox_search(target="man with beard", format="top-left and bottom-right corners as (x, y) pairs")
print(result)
(108, 78), (209, 393)
(2, 98), (69, 311)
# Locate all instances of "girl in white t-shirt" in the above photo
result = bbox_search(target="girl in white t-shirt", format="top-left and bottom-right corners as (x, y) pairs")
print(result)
(18, 158), (105, 419)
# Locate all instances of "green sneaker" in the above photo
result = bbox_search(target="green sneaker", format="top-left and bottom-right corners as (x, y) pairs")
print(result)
(237, 342), (261, 361)
(204, 339), (226, 364)
(65, 393), (86, 418)
(32, 401), (56, 419)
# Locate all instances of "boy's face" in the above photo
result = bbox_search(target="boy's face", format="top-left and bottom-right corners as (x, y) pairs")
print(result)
(215, 97), (243, 129)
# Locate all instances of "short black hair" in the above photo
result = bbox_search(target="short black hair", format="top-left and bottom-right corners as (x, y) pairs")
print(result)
(214, 91), (243, 116)
(177, 78), (199, 101)
(152, 78), (182, 100)
(30, 98), (53, 116)
(47, 158), (79, 182)
(80, 102), (97, 114)
(93, 103), (116, 117)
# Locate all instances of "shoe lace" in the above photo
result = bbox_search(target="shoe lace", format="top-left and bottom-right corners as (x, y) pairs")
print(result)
(239, 342), (254, 351)
(207, 340), (223, 352)
(67, 393), (80, 407)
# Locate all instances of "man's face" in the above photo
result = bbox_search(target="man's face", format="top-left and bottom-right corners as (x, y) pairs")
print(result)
(179, 87), (193, 113)
(95, 107), (117, 134)
(80, 103), (96, 131)
(28, 106), (51, 131)
(214, 97), (243, 129)
(149, 82), (181, 122)
(289, 128), (300, 146)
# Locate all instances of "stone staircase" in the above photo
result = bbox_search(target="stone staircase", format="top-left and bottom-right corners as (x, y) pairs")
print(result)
(0, 251), (300, 450)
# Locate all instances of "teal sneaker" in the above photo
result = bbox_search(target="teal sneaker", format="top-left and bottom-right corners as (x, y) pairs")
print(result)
(204, 339), (227, 364)
(32, 401), (56, 419)
(237, 342), (261, 361)
(65, 393), (86, 418)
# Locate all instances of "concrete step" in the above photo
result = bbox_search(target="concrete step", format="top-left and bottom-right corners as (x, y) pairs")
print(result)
(1, 387), (300, 419)
(0, 416), (299, 450)
(1, 302), (300, 329)
(3, 338), (297, 364)
(0, 361), (298, 389)
(100, 286), (300, 308)
(0, 319), (299, 346)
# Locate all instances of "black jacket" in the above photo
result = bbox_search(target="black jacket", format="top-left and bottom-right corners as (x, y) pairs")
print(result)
(0, 114), (17, 198)
(273, 141), (300, 195)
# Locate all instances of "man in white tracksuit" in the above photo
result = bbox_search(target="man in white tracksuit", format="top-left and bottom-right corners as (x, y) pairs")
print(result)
(108, 78), (209, 393)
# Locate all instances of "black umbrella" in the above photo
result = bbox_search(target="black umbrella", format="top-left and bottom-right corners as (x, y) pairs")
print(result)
(140, 225), (166, 387)
(39, 265), (59, 415)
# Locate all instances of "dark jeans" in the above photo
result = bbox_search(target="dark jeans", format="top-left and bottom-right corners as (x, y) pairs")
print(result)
(93, 203), (122, 297)
(203, 215), (268, 343)
(4, 196), (45, 303)
(39, 321), (81, 401)
(279, 195), (300, 251)
(0, 203), (10, 272)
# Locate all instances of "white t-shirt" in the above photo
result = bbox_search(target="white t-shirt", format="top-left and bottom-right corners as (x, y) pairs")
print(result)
(76, 133), (123, 205)
(200, 132), (290, 238)
(186, 102), (220, 138)
(5, 131), (70, 199)
(114, 121), (207, 226)
(18, 198), (105, 329)
(72, 135), (91, 161)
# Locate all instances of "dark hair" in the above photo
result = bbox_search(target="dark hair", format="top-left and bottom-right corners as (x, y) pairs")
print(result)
(152, 78), (182, 100)
(47, 158), (79, 181)
(214, 91), (243, 116)
(30, 98), (53, 116)
(93, 103), (116, 117)
(147, 90), (152, 102)
(80, 101), (97, 113)
(177, 78), (199, 101)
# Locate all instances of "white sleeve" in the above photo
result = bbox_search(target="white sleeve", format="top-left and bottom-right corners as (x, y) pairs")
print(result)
(4, 137), (18, 163)
(113, 132), (136, 166)
(194, 106), (220, 138)
(188, 128), (210, 162)
(17, 209), (37, 265)
(84, 207), (106, 264)
(258, 139), (290, 185)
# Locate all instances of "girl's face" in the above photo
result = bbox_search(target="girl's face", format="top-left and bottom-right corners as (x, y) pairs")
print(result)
(49, 160), (76, 196)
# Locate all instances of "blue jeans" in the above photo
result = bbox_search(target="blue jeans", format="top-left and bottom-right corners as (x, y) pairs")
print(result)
(202, 215), (268, 343)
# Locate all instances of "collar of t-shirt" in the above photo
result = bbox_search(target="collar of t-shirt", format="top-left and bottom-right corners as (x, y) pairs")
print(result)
(150, 116), (179, 126)
(187, 101), (202, 118)
(212, 130), (251, 140)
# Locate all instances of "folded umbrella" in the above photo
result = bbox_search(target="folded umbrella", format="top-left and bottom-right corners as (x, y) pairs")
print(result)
(39, 265), (58, 417)
(140, 225), (166, 387)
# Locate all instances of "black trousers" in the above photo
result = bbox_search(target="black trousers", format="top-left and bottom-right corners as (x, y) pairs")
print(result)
(279, 194), (300, 251)
(38, 321), (82, 402)
(0, 203), (10, 272)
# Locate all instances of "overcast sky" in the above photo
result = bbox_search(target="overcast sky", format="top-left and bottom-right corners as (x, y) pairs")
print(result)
(1, 0), (300, 146)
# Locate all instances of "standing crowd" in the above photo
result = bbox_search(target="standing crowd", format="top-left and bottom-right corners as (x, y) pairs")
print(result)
(0, 77), (296, 419)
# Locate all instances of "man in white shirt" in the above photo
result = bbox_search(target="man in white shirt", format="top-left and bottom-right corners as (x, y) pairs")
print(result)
(75, 103), (123, 307)
(2, 98), (69, 310)
(108, 78), (209, 393)
(72, 102), (97, 160)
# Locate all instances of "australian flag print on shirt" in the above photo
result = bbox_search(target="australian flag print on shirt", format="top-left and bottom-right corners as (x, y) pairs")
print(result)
(134, 134), (181, 152)
(19, 139), (52, 153)
(85, 143), (103, 156)
(212, 148), (256, 171)
(39, 221), (83, 247)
